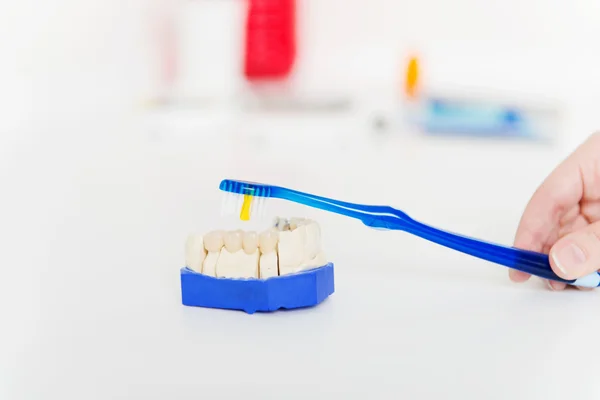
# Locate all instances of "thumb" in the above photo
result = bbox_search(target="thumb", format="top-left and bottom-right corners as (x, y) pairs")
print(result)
(550, 222), (600, 280)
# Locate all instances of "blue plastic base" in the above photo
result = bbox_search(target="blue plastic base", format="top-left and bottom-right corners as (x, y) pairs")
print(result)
(180, 263), (335, 314)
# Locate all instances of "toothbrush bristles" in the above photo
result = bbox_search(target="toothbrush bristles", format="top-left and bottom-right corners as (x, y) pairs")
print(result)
(236, 195), (243, 217)
(251, 195), (258, 218)
(220, 192), (236, 217)
(220, 192), (269, 220)
(230, 194), (236, 214)
(259, 197), (267, 218)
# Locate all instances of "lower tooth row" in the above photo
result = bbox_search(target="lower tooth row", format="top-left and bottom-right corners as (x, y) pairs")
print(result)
(185, 219), (326, 279)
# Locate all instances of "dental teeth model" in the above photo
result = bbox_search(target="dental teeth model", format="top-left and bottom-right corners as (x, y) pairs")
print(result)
(180, 217), (335, 314)
(184, 217), (328, 279)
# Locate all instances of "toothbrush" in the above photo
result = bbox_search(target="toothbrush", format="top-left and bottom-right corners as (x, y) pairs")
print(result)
(219, 179), (600, 288)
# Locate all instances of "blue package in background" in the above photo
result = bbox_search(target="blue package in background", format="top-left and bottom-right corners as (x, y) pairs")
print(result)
(421, 97), (533, 138)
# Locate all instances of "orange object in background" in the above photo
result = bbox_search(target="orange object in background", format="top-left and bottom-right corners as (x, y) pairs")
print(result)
(244, 0), (297, 81)
(404, 55), (420, 99)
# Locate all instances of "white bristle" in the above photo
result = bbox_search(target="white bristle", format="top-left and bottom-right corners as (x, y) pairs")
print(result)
(220, 193), (226, 216)
(256, 197), (264, 219)
(256, 198), (261, 217)
(220, 192), (237, 216)
(220, 191), (270, 220)
(259, 197), (267, 217)
(220, 197), (226, 216)
(236, 195), (243, 215)
(228, 193), (237, 215)
(250, 195), (258, 217)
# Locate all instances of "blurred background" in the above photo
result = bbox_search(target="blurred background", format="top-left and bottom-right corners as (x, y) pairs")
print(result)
(6, 1), (600, 397)
(4, 0), (600, 235)
(3, 0), (600, 143)
(5, 0), (600, 300)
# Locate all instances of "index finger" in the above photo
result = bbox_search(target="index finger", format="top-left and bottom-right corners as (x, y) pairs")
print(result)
(509, 134), (591, 281)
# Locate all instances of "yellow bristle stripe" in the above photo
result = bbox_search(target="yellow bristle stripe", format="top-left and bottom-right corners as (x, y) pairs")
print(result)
(240, 194), (253, 221)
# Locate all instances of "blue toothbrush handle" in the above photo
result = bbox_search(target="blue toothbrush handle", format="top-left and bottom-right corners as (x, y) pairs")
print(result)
(365, 215), (600, 288)
(219, 179), (600, 287)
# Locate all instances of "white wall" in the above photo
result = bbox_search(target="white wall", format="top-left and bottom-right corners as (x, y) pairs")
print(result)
(297, 0), (600, 92)
(160, 0), (600, 93)
(154, 0), (600, 150)
(0, 0), (152, 136)
(3, 0), (600, 147)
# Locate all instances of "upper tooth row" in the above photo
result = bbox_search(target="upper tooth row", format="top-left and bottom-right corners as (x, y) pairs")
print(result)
(274, 217), (307, 231)
(204, 229), (279, 255)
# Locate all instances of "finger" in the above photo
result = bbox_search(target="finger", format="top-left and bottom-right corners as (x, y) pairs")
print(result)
(509, 269), (531, 282)
(549, 220), (600, 280)
(513, 150), (584, 253)
(581, 201), (600, 222)
(557, 212), (589, 239)
(545, 279), (567, 291)
(509, 136), (590, 283)
(515, 133), (600, 250)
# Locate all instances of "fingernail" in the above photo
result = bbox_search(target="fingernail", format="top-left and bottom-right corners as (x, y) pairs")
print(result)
(546, 280), (555, 290)
(552, 242), (587, 277)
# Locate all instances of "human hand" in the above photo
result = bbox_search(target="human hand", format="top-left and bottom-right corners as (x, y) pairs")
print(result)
(510, 132), (600, 290)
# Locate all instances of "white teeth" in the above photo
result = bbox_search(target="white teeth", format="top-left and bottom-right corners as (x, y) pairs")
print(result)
(289, 217), (305, 231)
(303, 220), (321, 260)
(300, 251), (327, 270)
(260, 251), (278, 279)
(223, 230), (243, 253)
(259, 228), (279, 254)
(202, 230), (224, 277)
(258, 228), (280, 278)
(242, 231), (259, 254)
(204, 230), (224, 252)
(185, 234), (206, 272)
(202, 252), (219, 277)
(278, 227), (307, 275)
(273, 217), (289, 231)
(216, 247), (259, 279)
(190, 217), (327, 279)
(312, 251), (327, 266)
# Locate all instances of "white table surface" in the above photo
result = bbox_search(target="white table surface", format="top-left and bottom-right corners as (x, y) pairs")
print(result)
(2, 108), (600, 400)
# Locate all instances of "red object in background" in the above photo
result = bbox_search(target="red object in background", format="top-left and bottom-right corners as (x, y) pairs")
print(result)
(243, 0), (297, 81)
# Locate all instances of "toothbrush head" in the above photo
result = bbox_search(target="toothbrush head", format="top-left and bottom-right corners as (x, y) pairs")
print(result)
(219, 179), (273, 221)
(219, 179), (274, 198)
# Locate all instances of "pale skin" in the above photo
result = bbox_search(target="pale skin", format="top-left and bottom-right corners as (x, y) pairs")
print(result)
(510, 132), (600, 290)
